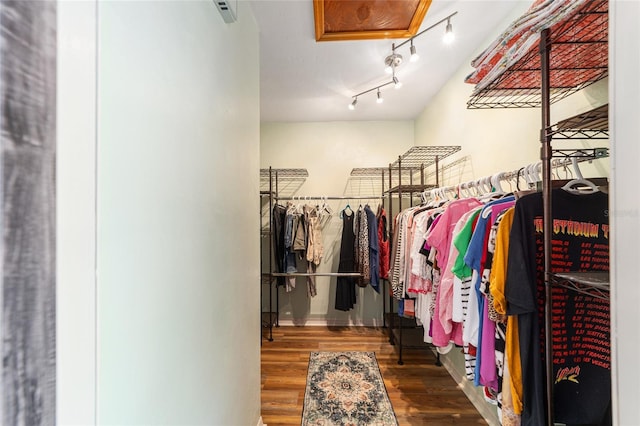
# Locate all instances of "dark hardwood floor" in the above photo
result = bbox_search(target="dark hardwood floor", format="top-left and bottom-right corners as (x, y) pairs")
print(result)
(261, 326), (489, 425)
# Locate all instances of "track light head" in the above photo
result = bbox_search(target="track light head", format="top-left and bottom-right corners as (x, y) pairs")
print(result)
(393, 76), (402, 89)
(376, 88), (383, 104)
(410, 41), (419, 62)
(443, 19), (455, 44)
(384, 52), (403, 74)
(348, 97), (357, 110)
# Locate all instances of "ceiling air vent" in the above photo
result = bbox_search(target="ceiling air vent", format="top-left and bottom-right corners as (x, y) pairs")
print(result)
(214, 0), (236, 23)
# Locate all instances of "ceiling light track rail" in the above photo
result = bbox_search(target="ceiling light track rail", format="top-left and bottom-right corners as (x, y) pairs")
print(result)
(394, 11), (458, 51)
(348, 11), (458, 110)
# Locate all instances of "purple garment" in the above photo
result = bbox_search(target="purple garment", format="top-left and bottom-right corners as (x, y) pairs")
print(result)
(479, 298), (498, 390)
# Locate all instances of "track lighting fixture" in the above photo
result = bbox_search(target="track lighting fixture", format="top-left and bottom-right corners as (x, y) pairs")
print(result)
(346, 80), (395, 110)
(410, 40), (419, 62)
(443, 18), (455, 44)
(346, 11), (457, 109)
(392, 67), (402, 89)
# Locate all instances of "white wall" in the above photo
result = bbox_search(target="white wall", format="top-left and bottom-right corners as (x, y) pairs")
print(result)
(96, 1), (261, 425)
(261, 121), (414, 325)
(57, 2), (97, 424)
(610, 1), (640, 424)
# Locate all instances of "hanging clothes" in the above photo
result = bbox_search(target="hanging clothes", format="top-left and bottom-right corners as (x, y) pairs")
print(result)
(388, 211), (404, 299)
(377, 207), (390, 280)
(425, 198), (483, 349)
(305, 205), (323, 297)
(505, 189), (610, 426)
(407, 208), (439, 295)
(488, 207), (522, 425)
(282, 203), (300, 291)
(463, 197), (515, 386)
(477, 203), (514, 392)
(365, 205), (380, 293)
(272, 204), (287, 288)
(335, 209), (357, 311)
(354, 206), (370, 287)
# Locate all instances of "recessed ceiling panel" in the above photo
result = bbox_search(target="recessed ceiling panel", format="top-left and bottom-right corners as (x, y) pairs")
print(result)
(313, 0), (432, 41)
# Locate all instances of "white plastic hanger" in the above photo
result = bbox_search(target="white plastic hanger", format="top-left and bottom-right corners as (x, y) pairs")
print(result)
(562, 158), (599, 194)
(491, 172), (506, 195)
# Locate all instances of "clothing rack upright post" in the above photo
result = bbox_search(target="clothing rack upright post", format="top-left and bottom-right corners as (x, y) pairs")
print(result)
(259, 168), (276, 342)
(382, 169), (387, 329)
(274, 170), (279, 328)
(540, 28), (555, 426)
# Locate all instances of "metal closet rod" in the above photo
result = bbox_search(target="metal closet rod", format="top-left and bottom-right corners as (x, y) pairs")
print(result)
(271, 272), (362, 277)
(420, 150), (608, 197)
(275, 195), (383, 201)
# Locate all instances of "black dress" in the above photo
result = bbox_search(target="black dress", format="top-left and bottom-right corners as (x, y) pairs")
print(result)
(335, 211), (357, 311)
(272, 204), (287, 287)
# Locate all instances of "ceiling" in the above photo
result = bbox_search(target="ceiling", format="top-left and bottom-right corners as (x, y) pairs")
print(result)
(248, 0), (530, 123)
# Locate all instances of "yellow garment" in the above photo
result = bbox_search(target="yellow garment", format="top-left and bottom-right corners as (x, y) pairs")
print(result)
(501, 355), (521, 426)
(506, 315), (522, 414)
(489, 208), (523, 414)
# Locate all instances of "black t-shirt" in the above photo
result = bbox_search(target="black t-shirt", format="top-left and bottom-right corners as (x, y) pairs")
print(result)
(505, 189), (610, 426)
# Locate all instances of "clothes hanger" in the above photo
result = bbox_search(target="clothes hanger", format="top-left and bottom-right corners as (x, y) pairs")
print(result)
(455, 184), (462, 199)
(551, 159), (561, 181)
(472, 179), (483, 196)
(477, 175), (499, 201)
(516, 167), (524, 191)
(525, 164), (538, 189)
(340, 202), (353, 219)
(429, 188), (440, 206)
(505, 173), (514, 193)
(461, 181), (474, 199)
(323, 196), (333, 216)
(482, 177), (490, 193)
(532, 162), (543, 187)
(513, 165), (536, 199)
(561, 158), (599, 194)
(562, 178), (600, 193)
(445, 186), (457, 201)
(490, 172), (505, 195)
(420, 191), (428, 206)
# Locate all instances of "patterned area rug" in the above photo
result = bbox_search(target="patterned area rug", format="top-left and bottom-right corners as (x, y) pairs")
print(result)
(301, 351), (398, 426)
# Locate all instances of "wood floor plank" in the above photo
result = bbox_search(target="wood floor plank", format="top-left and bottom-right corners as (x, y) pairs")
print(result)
(261, 326), (489, 426)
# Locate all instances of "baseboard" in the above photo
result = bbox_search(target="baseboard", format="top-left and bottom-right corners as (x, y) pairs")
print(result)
(257, 415), (266, 426)
(433, 347), (501, 426)
(276, 318), (383, 327)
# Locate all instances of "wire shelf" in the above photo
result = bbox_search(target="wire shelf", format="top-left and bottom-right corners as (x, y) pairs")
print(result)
(260, 168), (309, 198)
(549, 104), (609, 139)
(350, 167), (389, 177)
(551, 147), (609, 160)
(467, 0), (608, 109)
(390, 146), (462, 168)
(551, 272), (609, 301)
(259, 168), (309, 179)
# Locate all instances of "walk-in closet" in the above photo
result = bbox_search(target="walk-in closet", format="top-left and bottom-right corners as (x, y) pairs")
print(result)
(259, 0), (622, 425)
